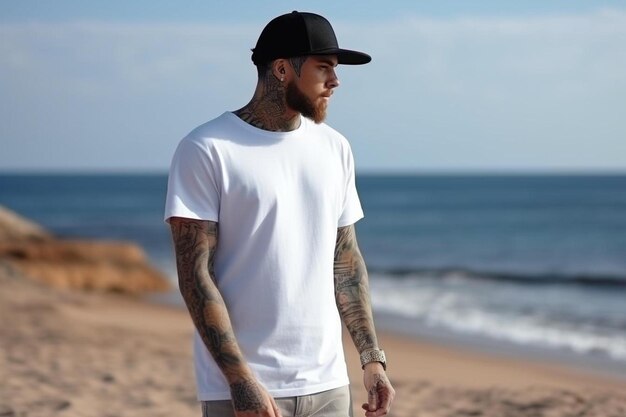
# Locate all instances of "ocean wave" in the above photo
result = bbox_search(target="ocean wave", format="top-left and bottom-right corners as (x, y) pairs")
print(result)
(369, 273), (626, 362)
(368, 267), (626, 288)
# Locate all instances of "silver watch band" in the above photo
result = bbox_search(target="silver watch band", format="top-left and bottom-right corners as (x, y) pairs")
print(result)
(360, 348), (387, 370)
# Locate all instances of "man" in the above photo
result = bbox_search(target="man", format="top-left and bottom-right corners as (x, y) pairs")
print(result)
(165, 11), (395, 417)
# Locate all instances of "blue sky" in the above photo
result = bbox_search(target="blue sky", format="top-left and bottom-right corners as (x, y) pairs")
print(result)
(3, 0), (625, 22)
(2, 1), (626, 172)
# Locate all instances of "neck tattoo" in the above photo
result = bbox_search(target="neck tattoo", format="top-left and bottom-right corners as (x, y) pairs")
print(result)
(234, 71), (300, 132)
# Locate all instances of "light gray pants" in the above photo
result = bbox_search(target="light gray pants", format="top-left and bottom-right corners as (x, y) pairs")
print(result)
(201, 385), (353, 417)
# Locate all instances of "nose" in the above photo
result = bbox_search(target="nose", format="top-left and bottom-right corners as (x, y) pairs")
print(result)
(328, 68), (340, 89)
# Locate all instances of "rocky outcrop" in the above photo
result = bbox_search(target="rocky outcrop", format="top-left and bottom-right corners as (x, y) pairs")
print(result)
(0, 205), (52, 242)
(0, 205), (170, 294)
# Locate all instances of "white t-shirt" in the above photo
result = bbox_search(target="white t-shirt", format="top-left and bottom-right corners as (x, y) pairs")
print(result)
(164, 111), (364, 401)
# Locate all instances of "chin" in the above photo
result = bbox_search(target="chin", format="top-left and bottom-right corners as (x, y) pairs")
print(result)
(302, 104), (327, 124)
(311, 111), (327, 124)
(313, 104), (328, 124)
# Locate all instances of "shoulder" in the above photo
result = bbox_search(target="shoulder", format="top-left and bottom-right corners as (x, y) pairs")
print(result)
(306, 120), (354, 153)
(182, 112), (237, 148)
(173, 112), (250, 162)
(170, 113), (239, 169)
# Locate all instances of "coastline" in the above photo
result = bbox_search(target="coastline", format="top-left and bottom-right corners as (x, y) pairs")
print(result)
(150, 288), (626, 383)
(373, 310), (626, 384)
(3, 267), (625, 417)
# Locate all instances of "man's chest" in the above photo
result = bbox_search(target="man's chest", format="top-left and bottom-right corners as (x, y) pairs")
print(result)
(214, 139), (346, 219)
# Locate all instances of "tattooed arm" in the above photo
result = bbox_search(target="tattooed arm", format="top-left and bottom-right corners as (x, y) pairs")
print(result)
(170, 217), (281, 417)
(334, 225), (395, 417)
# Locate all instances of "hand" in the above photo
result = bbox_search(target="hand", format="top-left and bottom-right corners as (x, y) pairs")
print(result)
(230, 378), (282, 417)
(361, 362), (395, 417)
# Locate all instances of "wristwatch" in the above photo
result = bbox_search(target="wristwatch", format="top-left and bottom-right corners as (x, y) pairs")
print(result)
(360, 348), (387, 370)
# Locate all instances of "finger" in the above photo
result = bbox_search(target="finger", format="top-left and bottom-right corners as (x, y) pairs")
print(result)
(270, 397), (282, 417)
(363, 409), (384, 417)
(379, 389), (393, 414)
(362, 402), (380, 417)
(363, 393), (393, 417)
(362, 407), (374, 417)
(368, 384), (378, 411)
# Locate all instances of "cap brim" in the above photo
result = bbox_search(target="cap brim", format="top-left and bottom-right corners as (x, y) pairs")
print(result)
(336, 49), (372, 65)
(309, 48), (371, 65)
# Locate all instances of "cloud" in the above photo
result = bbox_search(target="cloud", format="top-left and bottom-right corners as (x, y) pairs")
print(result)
(1, 9), (626, 171)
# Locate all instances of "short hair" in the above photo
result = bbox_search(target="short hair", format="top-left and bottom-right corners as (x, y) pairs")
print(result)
(255, 56), (308, 79)
(255, 61), (272, 79)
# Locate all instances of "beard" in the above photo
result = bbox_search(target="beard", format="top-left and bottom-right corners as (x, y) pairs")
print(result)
(285, 81), (328, 124)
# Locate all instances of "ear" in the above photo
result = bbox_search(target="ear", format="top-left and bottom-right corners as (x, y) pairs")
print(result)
(271, 59), (288, 83)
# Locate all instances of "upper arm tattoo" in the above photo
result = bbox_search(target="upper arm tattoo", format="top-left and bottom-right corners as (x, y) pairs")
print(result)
(334, 225), (378, 353)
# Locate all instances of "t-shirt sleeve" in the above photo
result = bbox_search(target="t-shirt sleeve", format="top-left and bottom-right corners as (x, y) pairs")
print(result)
(164, 138), (220, 223)
(338, 143), (364, 227)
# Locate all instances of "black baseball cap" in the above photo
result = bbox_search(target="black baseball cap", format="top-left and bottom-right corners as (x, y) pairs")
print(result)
(251, 11), (371, 66)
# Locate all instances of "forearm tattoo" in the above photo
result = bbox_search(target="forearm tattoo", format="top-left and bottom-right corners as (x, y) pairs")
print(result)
(170, 219), (244, 378)
(334, 225), (378, 353)
(230, 379), (267, 412)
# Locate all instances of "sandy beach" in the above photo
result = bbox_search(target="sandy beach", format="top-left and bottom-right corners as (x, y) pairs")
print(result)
(2, 259), (625, 417)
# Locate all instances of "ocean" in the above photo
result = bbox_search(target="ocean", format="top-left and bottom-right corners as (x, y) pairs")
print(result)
(2, 173), (625, 374)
